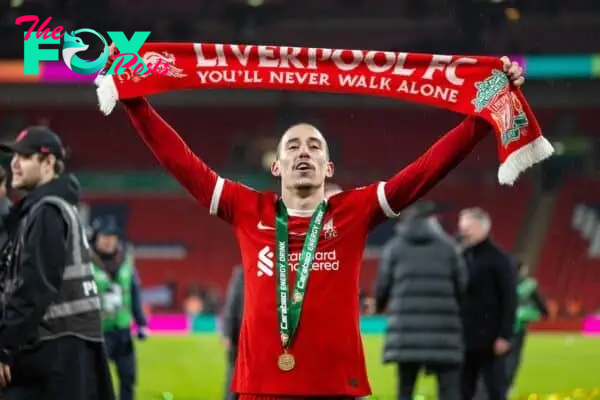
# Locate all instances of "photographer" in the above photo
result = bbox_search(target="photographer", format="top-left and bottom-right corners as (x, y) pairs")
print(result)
(0, 127), (114, 399)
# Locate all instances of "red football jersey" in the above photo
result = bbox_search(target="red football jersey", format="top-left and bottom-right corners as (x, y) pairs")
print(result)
(212, 179), (388, 396)
(123, 98), (489, 397)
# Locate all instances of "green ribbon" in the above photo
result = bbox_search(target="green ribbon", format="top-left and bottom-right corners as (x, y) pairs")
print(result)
(275, 199), (327, 349)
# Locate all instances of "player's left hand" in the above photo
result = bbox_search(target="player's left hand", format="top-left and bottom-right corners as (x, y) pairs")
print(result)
(137, 326), (150, 340)
(0, 363), (11, 387)
(501, 56), (525, 87)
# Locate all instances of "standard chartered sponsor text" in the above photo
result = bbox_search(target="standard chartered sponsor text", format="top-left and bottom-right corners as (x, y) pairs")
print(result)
(289, 250), (339, 272)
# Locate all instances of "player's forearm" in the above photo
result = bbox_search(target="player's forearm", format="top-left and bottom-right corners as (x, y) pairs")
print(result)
(122, 98), (217, 208)
(384, 116), (489, 213)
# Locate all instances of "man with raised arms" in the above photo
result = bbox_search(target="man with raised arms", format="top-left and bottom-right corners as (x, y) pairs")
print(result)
(103, 50), (524, 400)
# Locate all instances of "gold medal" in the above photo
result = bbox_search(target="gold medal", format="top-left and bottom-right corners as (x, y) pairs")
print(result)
(277, 352), (295, 372)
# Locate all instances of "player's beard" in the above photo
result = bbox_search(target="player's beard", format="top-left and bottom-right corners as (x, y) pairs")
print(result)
(290, 173), (324, 197)
(289, 168), (320, 192)
(293, 180), (317, 192)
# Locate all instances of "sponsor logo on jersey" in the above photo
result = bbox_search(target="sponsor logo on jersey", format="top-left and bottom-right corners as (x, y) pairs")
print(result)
(256, 245), (339, 277)
(257, 246), (274, 277)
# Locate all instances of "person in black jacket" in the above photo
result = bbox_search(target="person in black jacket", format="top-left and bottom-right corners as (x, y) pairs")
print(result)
(222, 265), (243, 400)
(457, 207), (516, 400)
(375, 201), (467, 400)
(0, 127), (114, 399)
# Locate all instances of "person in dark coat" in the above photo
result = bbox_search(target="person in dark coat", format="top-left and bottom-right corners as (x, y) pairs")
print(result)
(375, 201), (467, 400)
(222, 265), (243, 400)
(457, 207), (517, 400)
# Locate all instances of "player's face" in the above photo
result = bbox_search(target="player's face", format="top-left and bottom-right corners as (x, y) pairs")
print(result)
(272, 124), (334, 191)
(11, 153), (46, 190)
(95, 233), (119, 254)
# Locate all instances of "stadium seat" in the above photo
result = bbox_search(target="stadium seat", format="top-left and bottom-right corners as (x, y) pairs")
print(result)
(536, 177), (600, 313)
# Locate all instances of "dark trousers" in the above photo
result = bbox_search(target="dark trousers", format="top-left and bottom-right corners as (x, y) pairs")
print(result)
(105, 329), (136, 400)
(397, 362), (461, 400)
(1, 336), (115, 400)
(225, 347), (239, 400)
(505, 330), (526, 388)
(461, 349), (507, 400)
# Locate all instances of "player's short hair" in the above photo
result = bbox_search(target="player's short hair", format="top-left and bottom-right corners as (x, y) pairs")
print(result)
(276, 123), (330, 160)
(459, 207), (492, 233)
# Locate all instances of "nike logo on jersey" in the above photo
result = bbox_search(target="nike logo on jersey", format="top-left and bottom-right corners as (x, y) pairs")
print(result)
(257, 221), (274, 230)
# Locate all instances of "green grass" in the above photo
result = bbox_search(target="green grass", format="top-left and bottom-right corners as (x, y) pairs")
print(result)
(125, 333), (600, 400)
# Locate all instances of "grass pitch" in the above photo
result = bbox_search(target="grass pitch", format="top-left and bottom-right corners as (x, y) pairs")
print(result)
(125, 333), (599, 400)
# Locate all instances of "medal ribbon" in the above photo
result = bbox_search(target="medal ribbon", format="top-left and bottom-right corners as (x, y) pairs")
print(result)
(275, 199), (327, 350)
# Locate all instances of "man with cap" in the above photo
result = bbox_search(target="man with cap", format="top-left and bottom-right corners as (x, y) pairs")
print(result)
(91, 215), (148, 400)
(0, 126), (114, 399)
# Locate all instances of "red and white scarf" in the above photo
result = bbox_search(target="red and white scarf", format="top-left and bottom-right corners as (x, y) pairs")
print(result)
(95, 43), (553, 185)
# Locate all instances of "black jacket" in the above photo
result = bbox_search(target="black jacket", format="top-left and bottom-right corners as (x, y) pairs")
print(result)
(0, 197), (12, 250)
(0, 174), (81, 362)
(461, 238), (517, 350)
(375, 217), (467, 365)
(222, 266), (244, 348)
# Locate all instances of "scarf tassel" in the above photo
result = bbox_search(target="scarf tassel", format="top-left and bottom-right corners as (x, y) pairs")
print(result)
(95, 74), (118, 116)
(498, 136), (554, 186)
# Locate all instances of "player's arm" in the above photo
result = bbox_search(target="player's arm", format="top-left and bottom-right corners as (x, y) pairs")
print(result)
(373, 116), (490, 221)
(122, 98), (253, 223)
(369, 56), (524, 222)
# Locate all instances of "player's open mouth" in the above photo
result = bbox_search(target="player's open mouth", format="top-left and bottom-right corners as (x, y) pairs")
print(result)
(294, 162), (314, 171)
